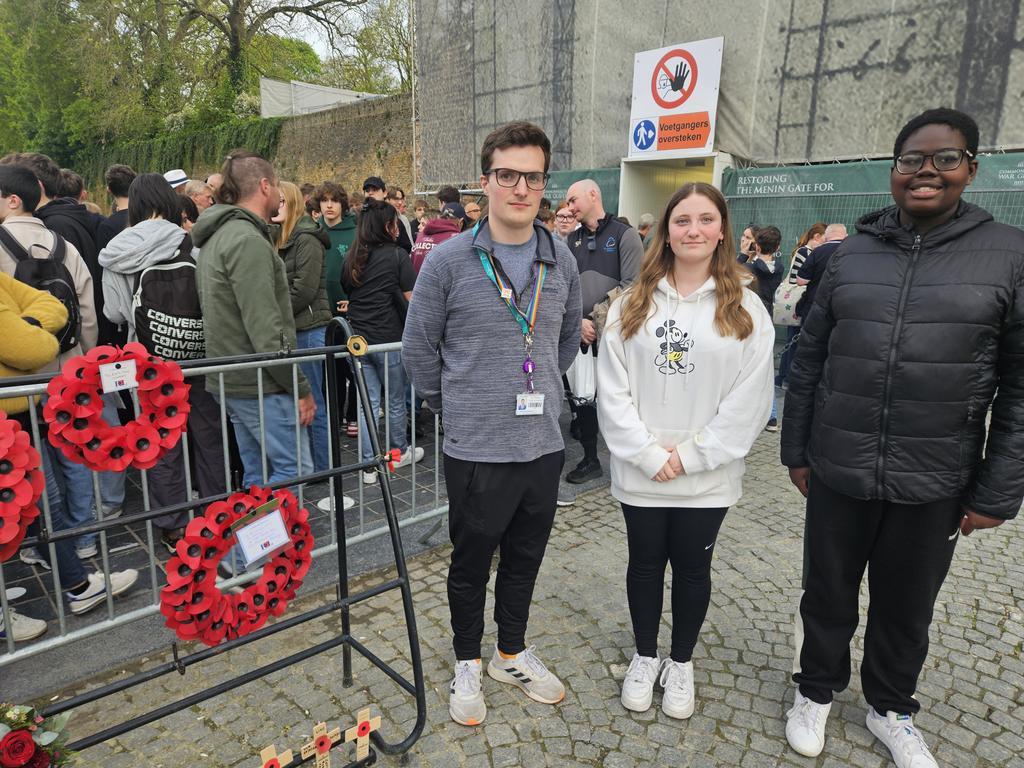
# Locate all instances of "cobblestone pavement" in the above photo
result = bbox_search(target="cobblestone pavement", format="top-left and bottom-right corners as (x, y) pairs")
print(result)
(46, 430), (1024, 767)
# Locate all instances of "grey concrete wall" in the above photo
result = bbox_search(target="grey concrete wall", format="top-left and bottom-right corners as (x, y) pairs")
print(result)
(416, 0), (1024, 185)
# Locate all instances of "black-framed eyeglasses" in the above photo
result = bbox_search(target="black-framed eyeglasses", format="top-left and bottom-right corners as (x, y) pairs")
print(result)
(485, 168), (550, 190)
(555, 214), (575, 222)
(894, 148), (974, 174)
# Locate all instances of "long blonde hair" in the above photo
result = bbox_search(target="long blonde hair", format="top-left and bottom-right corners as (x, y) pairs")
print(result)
(617, 182), (753, 342)
(275, 181), (304, 248)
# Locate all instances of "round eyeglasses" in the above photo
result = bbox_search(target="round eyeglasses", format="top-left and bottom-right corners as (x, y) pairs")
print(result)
(894, 148), (974, 174)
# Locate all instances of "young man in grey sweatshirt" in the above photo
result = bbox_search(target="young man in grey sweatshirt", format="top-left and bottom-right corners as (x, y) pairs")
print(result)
(403, 122), (582, 726)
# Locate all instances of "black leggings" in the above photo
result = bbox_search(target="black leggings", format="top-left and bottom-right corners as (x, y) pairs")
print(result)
(622, 503), (728, 663)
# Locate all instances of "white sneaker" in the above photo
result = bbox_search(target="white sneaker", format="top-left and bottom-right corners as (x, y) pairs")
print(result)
(487, 644), (565, 704)
(449, 659), (486, 726)
(75, 541), (98, 559)
(785, 688), (831, 757)
(620, 653), (660, 712)
(362, 470), (378, 485)
(66, 570), (139, 615)
(393, 446), (424, 469)
(659, 658), (695, 719)
(0, 608), (47, 642)
(102, 505), (123, 519)
(19, 547), (51, 570)
(866, 708), (938, 768)
(315, 495), (356, 512)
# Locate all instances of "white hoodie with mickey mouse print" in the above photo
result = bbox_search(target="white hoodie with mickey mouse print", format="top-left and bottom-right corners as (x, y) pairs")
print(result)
(597, 275), (775, 508)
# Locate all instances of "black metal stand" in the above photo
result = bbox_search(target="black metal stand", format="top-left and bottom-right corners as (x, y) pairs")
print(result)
(36, 317), (427, 766)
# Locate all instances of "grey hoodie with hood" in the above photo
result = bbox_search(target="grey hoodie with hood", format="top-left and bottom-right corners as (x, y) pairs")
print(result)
(98, 218), (187, 340)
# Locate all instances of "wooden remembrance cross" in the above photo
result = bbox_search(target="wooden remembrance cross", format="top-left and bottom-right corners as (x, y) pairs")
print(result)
(300, 721), (342, 768)
(344, 708), (381, 761)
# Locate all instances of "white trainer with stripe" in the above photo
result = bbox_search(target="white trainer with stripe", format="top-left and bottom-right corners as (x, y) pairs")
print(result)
(486, 644), (565, 705)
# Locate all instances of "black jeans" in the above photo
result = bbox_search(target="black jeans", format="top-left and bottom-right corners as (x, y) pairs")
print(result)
(148, 378), (228, 530)
(795, 474), (961, 714)
(445, 450), (564, 660)
(622, 503), (728, 663)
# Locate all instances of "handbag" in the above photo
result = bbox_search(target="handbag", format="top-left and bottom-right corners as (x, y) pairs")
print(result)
(565, 345), (597, 405)
(773, 282), (806, 326)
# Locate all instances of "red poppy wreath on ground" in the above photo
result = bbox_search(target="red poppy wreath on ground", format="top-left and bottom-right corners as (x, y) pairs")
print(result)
(42, 344), (190, 472)
(0, 414), (44, 563)
(159, 486), (314, 647)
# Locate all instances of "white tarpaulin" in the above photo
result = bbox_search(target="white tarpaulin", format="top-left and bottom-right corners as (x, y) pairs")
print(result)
(259, 78), (380, 118)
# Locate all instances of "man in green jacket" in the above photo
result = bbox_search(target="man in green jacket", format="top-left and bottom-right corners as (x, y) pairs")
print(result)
(193, 149), (315, 488)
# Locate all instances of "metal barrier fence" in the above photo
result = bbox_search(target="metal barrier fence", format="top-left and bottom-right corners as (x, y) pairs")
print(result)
(0, 333), (447, 665)
(0, 318), (433, 760)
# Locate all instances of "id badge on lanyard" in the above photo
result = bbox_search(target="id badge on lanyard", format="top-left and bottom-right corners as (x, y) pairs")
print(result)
(476, 238), (547, 416)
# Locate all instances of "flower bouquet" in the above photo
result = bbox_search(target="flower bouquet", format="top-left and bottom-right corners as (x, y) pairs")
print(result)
(0, 704), (71, 767)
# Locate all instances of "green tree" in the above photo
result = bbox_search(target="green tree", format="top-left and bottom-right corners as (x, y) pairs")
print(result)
(175, 0), (367, 94)
(319, 0), (411, 94)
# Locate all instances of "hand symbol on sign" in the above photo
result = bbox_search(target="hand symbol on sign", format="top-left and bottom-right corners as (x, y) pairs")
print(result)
(670, 61), (690, 92)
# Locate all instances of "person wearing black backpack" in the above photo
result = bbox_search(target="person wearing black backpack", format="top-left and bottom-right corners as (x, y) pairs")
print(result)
(0, 162), (109, 564)
(98, 173), (227, 552)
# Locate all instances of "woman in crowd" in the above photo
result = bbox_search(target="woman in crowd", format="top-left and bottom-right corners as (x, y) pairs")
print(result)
(273, 181), (332, 474)
(776, 222), (825, 387)
(597, 182), (774, 720)
(410, 202), (464, 274)
(341, 199), (422, 483)
(98, 172), (225, 551)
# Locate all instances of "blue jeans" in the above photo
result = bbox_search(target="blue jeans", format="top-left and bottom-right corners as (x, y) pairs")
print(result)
(296, 326), (330, 473)
(51, 445), (96, 553)
(37, 443), (88, 588)
(224, 394), (313, 487)
(358, 350), (409, 463)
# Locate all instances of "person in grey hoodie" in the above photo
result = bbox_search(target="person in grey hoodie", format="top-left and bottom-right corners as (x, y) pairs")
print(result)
(99, 173), (226, 552)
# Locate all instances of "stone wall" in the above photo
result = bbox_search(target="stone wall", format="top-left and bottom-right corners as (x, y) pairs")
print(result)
(272, 94), (414, 196)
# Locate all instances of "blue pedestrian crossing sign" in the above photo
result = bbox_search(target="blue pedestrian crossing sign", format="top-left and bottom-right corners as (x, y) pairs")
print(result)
(632, 119), (656, 151)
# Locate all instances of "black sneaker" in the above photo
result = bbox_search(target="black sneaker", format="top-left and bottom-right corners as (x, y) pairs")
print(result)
(765, 418), (779, 432)
(565, 457), (602, 484)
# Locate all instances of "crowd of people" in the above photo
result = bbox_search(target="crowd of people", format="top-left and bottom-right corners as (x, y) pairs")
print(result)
(1, 105), (1021, 768)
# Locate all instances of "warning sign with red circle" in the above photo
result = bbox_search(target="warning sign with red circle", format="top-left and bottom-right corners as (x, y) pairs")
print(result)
(651, 49), (699, 110)
(629, 38), (723, 158)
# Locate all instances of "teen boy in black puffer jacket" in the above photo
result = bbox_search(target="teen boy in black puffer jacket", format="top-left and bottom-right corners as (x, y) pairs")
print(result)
(781, 107), (1024, 768)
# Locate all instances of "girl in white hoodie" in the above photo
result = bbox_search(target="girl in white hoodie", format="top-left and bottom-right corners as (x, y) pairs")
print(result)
(597, 182), (774, 720)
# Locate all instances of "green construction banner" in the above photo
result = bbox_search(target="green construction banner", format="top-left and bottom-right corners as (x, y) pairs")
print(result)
(723, 151), (1024, 198)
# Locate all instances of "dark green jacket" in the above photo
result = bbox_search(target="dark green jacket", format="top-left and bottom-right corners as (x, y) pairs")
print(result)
(321, 211), (357, 309)
(278, 216), (331, 330)
(192, 204), (310, 399)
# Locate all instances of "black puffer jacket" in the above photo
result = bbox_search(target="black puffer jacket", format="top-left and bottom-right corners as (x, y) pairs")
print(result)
(781, 202), (1024, 519)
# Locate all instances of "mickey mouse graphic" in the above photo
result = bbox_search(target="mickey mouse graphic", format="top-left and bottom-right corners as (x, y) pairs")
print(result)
(655, 319), (695, 375)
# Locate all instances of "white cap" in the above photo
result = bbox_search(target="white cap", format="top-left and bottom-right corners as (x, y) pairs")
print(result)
(163, 169), (188, 188)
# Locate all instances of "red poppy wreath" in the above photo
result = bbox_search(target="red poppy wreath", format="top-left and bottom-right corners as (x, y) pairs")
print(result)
(0, 413), (44, 563)
(42, 344), (190, 472)
(159, 486), (314, 647)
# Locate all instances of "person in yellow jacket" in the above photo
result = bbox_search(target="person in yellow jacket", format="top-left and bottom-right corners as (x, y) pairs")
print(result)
(0, 270), (67, 413)
(0, 269), (139, 641)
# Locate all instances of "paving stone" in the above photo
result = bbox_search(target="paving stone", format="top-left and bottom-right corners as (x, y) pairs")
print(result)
(21, 427), (1019, 767)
